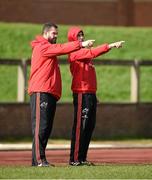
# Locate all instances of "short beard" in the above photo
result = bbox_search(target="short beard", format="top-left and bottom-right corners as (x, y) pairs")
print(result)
(48, 37), (57, 44)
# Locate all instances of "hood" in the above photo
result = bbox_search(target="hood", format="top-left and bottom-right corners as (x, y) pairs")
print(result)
(30, 35), (47, 48)
(68, 26), (83, 42)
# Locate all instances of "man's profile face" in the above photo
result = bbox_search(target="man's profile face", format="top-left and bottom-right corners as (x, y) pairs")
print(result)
(46, 27), (58, 44)
(77, 31), (84, 42)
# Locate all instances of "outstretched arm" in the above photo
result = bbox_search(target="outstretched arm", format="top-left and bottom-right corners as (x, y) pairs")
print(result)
(43, 40), (95, 57)
(69, 44), (110, 62)
(68, 41), (125, 62)
(108, 41), (125, 49)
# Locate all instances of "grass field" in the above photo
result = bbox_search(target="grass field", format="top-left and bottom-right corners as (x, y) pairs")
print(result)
(1, 139), (152, 179)
(0, 165), (152, 179)
(1, 22), (152, 60)
(0, 22), (152, 102)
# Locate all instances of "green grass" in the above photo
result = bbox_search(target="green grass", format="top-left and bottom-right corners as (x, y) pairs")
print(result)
(0, 64), (152, 103)
(0, 165), (152, 179)
(1, 22), (152, 60)
(0, 22), (152, 102)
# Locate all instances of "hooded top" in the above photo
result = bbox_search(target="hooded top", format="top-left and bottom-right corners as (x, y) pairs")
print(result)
(28, 35), (81, 100)
(68, 27), (110, 93)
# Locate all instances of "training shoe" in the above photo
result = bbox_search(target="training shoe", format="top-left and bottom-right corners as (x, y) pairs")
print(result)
(44, 160), (55, 167)
(69, 161), (82, 166)
(38, 162), (47, 167)
(38, 161), (49, 167)
(42, 159), (50, 165)
(81, 160), (95, 166)
(37, 160), (54, 167)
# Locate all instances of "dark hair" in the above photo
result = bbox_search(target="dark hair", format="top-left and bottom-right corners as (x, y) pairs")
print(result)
(42, 22), (58, 34)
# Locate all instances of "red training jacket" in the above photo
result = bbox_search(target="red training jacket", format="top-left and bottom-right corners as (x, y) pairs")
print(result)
(28, 35), (81, 100)
(67, 27), (110, 93)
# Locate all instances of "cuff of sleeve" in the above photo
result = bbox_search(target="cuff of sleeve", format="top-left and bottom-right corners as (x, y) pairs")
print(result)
(104, 43), (110, 51)
(79, 41), (83, 48)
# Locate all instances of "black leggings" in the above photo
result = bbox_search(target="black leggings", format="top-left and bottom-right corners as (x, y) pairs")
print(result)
(30, 92), (57, 166)
(70, 93), (97, 162)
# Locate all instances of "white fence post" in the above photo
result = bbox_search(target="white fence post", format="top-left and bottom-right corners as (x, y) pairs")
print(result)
(17, 60), (27, 102)
(130, 60), (140, 103)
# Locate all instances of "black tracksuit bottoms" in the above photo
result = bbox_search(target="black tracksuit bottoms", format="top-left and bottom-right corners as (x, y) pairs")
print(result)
(70, 93), (97, 163)
(30, 92), (57, 166)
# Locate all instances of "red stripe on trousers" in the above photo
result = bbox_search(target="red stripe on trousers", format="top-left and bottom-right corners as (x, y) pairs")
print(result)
(74, 93), (82, 162)
(35, 93), (41, 163)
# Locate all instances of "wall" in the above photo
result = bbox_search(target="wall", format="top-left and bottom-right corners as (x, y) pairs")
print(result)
(134, 0), (152, 26)
(0, 0), (152, 26)
(0, 103), (152, 139)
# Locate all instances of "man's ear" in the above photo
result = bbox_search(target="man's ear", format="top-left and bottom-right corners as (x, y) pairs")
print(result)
(45, 31), (49, 38)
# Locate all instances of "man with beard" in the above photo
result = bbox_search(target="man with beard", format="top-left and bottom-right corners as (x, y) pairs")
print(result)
(28, 23), (95, 167)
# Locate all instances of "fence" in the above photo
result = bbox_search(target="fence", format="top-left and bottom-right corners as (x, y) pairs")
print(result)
(0, 58), (152, 103)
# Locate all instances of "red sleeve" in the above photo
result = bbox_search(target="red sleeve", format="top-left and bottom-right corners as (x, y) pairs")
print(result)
(69, 43), (110, 62)
(42, 41), (81, 57)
